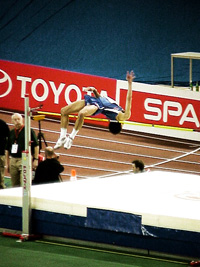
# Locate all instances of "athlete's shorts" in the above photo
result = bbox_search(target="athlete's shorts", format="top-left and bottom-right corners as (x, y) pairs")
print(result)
(84, 95), (102, 115)
(84, 94), (123, 120)
(84, 95), (102, 108)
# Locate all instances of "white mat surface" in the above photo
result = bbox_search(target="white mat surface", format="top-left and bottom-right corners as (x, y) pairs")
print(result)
(0, 171), (200, 232)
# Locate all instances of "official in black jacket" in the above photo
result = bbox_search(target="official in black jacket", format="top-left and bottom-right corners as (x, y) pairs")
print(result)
(33, 146), (64, 185)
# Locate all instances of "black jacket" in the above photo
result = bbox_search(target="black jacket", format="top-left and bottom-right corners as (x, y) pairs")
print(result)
(33, 158), (64, 185)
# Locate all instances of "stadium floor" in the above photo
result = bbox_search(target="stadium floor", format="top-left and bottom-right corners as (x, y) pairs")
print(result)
(0, 235), (189, 267)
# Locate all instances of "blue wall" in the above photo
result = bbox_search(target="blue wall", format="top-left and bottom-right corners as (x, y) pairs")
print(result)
(0, 0), (200, 84)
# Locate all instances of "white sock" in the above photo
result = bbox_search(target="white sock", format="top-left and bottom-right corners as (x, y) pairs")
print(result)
(69, 128), (79, 139)
(60, 128), (67, 138)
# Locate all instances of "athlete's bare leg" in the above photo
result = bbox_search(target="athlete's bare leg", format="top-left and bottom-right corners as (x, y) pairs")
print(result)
(63, 104), (98, 150)
(60, 100), (85, 128)
(55, 100), (98, 149)
(54, 100), (85, 149)
(74, 105), (98, 131)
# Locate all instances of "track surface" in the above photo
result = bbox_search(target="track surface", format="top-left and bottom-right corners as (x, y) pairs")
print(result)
(1, 110), (200, 181)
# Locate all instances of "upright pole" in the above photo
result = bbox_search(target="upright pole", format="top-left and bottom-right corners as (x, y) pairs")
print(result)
(171, 55), (174, 87)
(22, 94), (32, 238)
(189, 58), (193, 86)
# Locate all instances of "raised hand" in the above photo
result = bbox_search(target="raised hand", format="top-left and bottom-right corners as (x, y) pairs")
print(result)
(126, 70), (135, 82)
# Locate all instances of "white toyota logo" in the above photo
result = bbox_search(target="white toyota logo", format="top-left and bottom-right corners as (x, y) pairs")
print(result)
(0, 69), (12, 98)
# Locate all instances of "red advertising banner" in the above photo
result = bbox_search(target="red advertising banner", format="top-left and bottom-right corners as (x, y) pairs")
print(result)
(133, 91), (200, 129)
(117, 80), (200, 131)
(1, 60), (200, 131)
(0, 60), (116, 118)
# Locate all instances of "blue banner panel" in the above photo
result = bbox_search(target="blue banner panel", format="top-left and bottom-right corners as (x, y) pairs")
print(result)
(86, 208), (142, 235)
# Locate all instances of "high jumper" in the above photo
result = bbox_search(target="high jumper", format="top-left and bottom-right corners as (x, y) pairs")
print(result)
(54, 70), (135, 150)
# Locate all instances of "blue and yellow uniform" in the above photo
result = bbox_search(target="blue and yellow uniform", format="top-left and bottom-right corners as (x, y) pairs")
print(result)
(84, 95), (124, 121)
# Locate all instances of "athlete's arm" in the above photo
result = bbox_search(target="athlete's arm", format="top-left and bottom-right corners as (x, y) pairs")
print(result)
(92, 88), (101, 98)
(83, 87), (101, 98)
(116, 70), (135, 121)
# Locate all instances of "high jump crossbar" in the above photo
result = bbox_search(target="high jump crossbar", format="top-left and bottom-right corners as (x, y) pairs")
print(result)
(37, 111), (194, 132)
(37, 111), (109, 122)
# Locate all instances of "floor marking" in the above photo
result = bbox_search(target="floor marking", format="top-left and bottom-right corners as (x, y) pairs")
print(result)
(50, 145), (200, 167)
(147, 146), (200, 168)
(2, 110), (200, 177)
(35, 240), (188, 265)
(31, 121), (198, 155)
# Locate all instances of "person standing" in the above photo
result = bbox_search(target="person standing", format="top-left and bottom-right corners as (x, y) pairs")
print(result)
(6, 113), (39, 187)
(33, 146), (64, 185)
(0, 119), (10, 189)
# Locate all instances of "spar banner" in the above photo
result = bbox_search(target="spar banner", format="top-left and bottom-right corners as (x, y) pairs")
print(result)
(117, 80), (200, 131)
(1, 59), (200, 130)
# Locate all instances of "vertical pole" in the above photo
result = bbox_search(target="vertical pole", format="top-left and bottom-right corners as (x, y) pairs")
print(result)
(171, 55), (174, 87)
(189, 58), (192, 86)
(22, 94), (32, 238)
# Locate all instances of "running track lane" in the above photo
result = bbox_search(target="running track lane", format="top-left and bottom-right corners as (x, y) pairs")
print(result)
(1, 110), (200, 181)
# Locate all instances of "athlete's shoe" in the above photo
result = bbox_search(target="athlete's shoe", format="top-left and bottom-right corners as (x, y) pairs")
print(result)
(64, 136), (73, 149)
(54, 137), (67, 149)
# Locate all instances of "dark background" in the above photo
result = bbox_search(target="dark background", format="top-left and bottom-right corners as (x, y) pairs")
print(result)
(0, 0), (200, 84)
